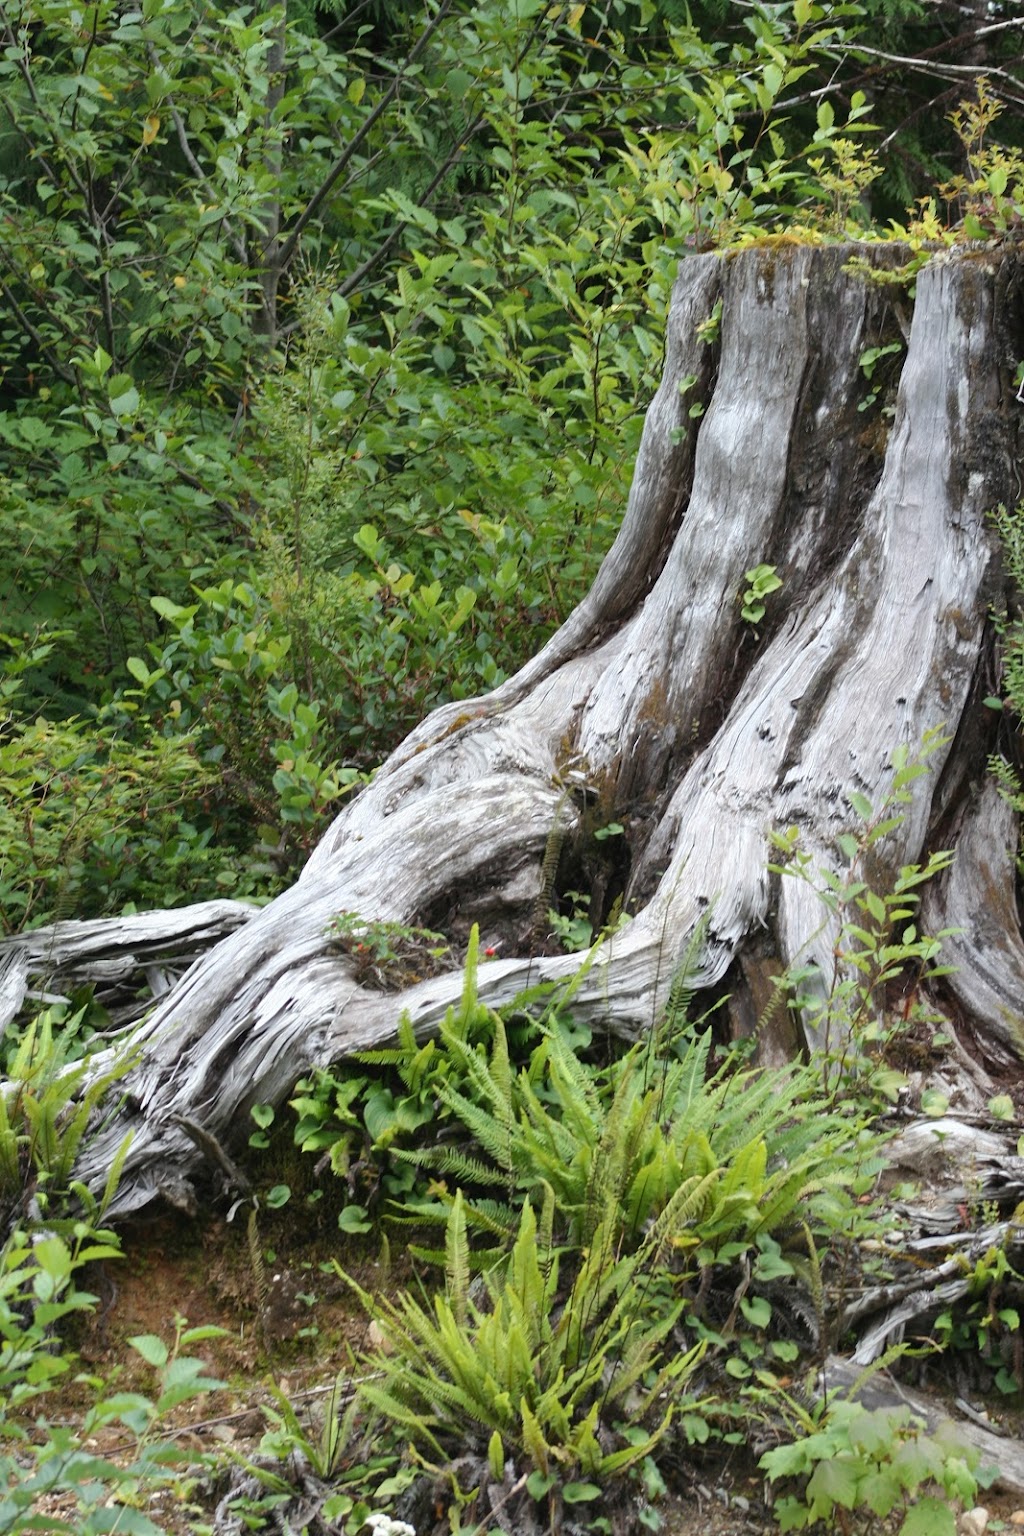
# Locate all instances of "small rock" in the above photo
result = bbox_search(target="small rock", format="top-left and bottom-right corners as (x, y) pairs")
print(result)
(1009, 1514), (1024, 1527)
(960, 1508), (989, 1536)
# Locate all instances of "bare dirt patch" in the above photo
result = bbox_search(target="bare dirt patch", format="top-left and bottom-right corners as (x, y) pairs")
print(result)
(16, 1209), (1024, 1536)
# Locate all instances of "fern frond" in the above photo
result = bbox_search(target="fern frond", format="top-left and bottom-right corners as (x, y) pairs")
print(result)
(558, 1221), (635, 1374)
(436, 1084), (515, 1170)
(520, 1394), (551, 1476)
(400, 1141), (508, 1187)
(47, 1098), (93, 1186)
(544, 1023), (604, 1118)
(536, 1178), (556, 1271)
(643, 1169), (721, 1266)
(532, 815), (565, 948)
(801, 1220), (826, 1346)
(462, 1195), (519, 1236)
(633, 1338), (709, 1419)
(351, 1047), (403, 1066)
(0, 1091), (22, 1191)
(601, 1298), (686, 1405)
(663, 1030), (713, 1119)
(458, 924), (480, 1025)
(582, 1061), (641, 1245)
(649, 914), (714, 1081)
(97, 1130), (133, 1223)
(594, 1407), (675, 1474)
(356, 1382), (447, 1456)
(446, 1192), (470, 1326)
(518, 1070), (585, 1168)
(487, 1016), (515, 1191)
(507, 1200), (543, 1314)
(655, 925), (704, 1052)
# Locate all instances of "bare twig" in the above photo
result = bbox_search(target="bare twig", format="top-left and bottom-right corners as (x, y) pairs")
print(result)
(273, 0), (454, 275)
(145, 42), (249, 267)
(0, 267), (76, 385)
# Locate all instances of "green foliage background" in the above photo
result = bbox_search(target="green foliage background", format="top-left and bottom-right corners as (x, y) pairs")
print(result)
(2, 0), (1022, 922)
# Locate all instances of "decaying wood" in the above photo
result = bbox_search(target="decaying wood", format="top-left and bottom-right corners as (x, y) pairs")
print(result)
(815, 1113), (1024, 1480)
(0, 900), (257, 1037)
(3, 240), (1024, 1219)
(0, 948), (29, 1036)
(835, 1115), (1024, 1363)
(923, 778), (1024, 1061)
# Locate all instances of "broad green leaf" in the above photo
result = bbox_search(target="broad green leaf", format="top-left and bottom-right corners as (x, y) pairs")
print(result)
(446, 68), (473, 99)
(338, 1204), (371, 1233)
(109, 384), (140, 418)
(806, 1455), (860, 1511)
(562, 1482), (602, 1503)
(739, 1294), (771, 1328)
(129, 1334), (169, 1368)
(899, 1498), (955, 1536)
(149, 595), (197, 623)
(988, 165), (1008, 198)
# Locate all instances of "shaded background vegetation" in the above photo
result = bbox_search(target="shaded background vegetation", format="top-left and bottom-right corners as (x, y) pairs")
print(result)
(2, 0), (1023, 926)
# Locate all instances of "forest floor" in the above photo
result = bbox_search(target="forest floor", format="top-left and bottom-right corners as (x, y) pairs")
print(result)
(26, 1208), (1024, 1536)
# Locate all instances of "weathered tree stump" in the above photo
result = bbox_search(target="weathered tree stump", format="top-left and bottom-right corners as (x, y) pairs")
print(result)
(7, 240), (1024, 1216)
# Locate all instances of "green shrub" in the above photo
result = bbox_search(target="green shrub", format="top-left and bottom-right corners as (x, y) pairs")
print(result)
(0, 1003), (137, 1242)
(126, 580), (362, 877)
(269, 930), (886, 1529)
(933, 1243), (1024, 1399)
(0, 633), (264, 929)
(0, 1227), (225, 1536)
(760, 1399), (995, 1536)
(0, 704), (236, 930)
(769, 731), (958, 1099)
(286, 926), (503, 1233)
(0, 1008), (224, 1535)
(311, 932), (876, 1275)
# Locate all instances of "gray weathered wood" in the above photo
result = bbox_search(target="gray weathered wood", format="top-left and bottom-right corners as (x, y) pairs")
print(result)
(3, 241), (1022, 1217)
(0, 946), (29, 1039)
(0, 901), (257, 1035)
(923, 777), (1024, 1059)
(841, 1115), (1024, 1360)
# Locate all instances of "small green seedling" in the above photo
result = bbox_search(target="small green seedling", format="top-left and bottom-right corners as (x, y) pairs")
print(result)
(741, 564), (783, 626)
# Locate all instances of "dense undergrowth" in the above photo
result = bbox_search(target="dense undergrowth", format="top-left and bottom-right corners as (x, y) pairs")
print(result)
(2, 822), (1021, 1535)
(0, 989), (1012, 1536)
